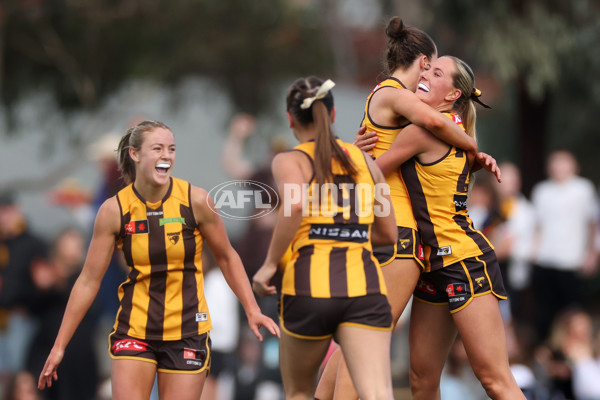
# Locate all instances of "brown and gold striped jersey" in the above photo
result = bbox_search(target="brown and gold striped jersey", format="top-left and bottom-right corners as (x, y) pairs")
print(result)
(114, 177), (210, 340)
(401, 113), (494, 272)
(361, 78), (417, 230)
(281, 140), (387, 298)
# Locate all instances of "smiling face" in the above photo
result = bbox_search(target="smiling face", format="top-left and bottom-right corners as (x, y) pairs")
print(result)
(416, 56), (461, 109)
(129, 127), (175, 187)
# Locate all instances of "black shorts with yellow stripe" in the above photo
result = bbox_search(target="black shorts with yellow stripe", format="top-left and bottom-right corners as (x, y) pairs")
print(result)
(280, 294), (392, 339)
(373, 226), (424, 269)
(412, 251), (507, 313)
(108, 331), (211, 373)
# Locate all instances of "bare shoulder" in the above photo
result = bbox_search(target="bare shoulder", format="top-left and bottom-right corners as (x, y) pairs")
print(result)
(376, 85), (415, 103)
(189, 185), (214, 224)
(271, 150), (311, 183)
(190, 185), (209, 206)
(271, 150), (304, 168)
(96, 196), (121, 234)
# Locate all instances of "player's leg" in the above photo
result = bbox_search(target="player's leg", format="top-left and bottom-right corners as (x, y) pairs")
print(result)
(408, 299), (457, 400)
(384, 258), (422, 328)
(315, 258), (420, 399)
(156, 370), (208, 400)
(111, 359), (157, 400)
(335, 324), (394, 400)
(200, 375), (217, 400)
(313, 344), (340, 400)
(280, 330), (332, 400)
(453, 294), (525, 399)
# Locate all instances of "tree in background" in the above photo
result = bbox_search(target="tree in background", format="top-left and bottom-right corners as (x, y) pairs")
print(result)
(0, 0), (333, 120)
(408, 0), (600, 194)
(2, 0), (600, 191)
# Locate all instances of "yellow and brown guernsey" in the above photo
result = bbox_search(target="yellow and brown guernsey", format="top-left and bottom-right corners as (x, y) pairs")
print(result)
(401, 112), (493, 272)
(114, 177), (210, 341)
(281, 140), (387, 298)
(361, 78), (417, 230)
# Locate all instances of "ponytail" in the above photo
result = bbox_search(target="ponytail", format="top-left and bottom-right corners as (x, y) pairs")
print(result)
(384, 17), (437, 76)
(286, 77), (356, 186)
(118, 128), (136, 185)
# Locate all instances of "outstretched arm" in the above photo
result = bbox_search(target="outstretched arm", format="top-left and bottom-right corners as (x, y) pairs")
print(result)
(193, 186), (279, 341)
(39, 197), (119, 390)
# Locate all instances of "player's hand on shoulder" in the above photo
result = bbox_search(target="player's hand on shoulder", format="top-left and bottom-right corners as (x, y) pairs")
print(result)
(353, 126), (378, 155)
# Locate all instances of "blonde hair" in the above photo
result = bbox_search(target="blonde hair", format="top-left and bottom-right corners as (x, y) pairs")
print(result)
(446, 56), (477, 142)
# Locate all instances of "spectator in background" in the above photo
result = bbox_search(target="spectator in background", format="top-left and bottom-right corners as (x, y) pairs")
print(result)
(3, 370), (41, 400)
(492, 162), (536, 324)
(232, 328), (265, 400)
(505, 323), (549, 399)
(468, 172), (503, 237)
(534, 308), (589, 399)
(530, 150), (599, 343)
(560, 308), (600, 400)
(221, 113), (288, 281)
(25, 227), (98, 400)
(0, 191), (47, 375)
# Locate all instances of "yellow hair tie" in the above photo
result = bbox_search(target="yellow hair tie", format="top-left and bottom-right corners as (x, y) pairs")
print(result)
(470, 87), (491, 109)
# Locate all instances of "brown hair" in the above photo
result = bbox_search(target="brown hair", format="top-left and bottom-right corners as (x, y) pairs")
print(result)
(117, 120), (172, 185)
(384, 17), (437, 76)
(286, 76), (356, 185)
(446, 56), (478, 142)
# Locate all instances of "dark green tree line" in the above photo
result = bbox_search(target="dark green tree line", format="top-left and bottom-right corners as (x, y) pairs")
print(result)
(411, 0), (600, 193)
(0, 0), (333, 124)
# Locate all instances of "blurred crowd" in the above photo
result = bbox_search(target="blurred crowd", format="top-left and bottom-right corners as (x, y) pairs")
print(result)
(0, 115), (599, 400)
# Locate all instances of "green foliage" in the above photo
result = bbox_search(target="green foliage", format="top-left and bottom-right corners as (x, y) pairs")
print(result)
(0, 0), (334, 115)
(417, 0), (600, 185)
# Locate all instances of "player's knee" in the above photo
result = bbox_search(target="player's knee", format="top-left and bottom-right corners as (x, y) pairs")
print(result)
(474, 368), (514, 398)
(285, 388), (313, 400)
(355, 389), (394, 400)
(409, 366), (440, 394)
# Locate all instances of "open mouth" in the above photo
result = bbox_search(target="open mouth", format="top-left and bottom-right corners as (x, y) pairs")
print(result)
(156, 163), (171, 174)
(418, 82), (430, 93)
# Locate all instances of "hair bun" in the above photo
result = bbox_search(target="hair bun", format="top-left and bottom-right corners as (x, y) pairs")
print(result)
(386, 17), (407, 40)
